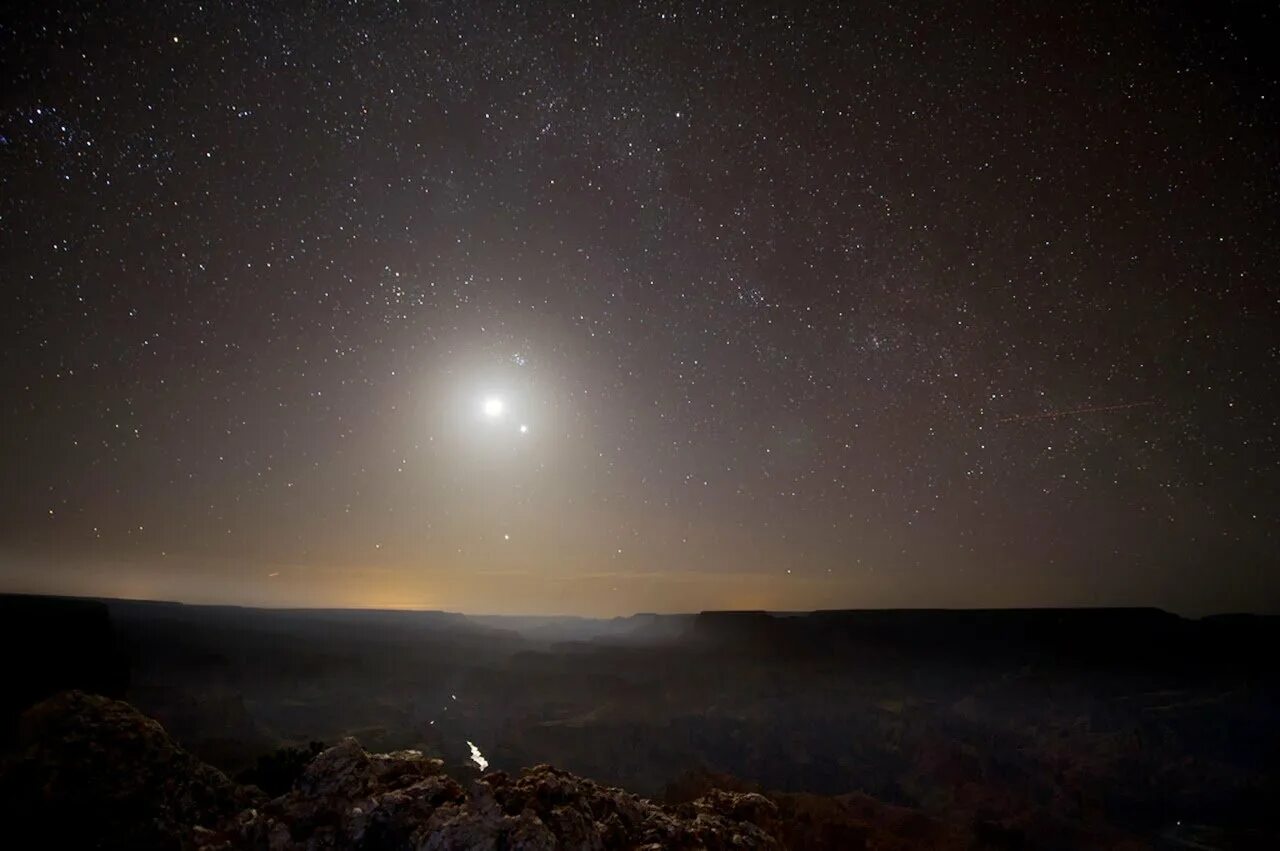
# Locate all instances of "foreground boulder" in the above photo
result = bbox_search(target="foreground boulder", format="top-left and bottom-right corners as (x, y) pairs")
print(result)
(1, 693), (782, 850)
(198, 741), (781, 849)
(0, 690), (259, 850)
(6, 692), (1146, 849)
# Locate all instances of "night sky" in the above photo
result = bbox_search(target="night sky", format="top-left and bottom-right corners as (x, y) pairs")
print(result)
(2, 1), (1277, 615)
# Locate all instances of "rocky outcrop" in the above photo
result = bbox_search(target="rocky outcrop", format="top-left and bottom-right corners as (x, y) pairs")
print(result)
(7, 691), (1151, 850)
(198, 741), (782, 850)
(0, 594), (128, 743)
(666, 767), (967, 851)
(2, 693), (785, 850)
(0, 691), (260, 850)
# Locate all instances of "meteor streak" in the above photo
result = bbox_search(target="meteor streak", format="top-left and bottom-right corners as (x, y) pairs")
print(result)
(996, 399), (1159, 424)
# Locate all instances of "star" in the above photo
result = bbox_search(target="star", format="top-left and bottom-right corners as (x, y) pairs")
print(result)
(1, 0), (1273, 617)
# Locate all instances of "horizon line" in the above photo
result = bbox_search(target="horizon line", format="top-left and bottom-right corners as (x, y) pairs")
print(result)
(3, 589), (1270, 620)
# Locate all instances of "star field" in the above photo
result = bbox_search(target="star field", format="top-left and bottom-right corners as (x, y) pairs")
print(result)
(2, 1), (1278, 614)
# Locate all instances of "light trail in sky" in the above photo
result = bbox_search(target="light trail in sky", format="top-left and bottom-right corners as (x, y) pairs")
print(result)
(996, 399), (1160, 424)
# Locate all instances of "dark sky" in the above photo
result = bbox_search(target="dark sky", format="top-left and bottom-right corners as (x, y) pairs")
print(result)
(2, 1), (1277, 615)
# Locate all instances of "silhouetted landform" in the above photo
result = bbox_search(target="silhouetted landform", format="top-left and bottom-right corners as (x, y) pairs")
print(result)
(238, 739), (327, 797)
(694, 607), (1280, 672)
(470, 612), (695, 644)
(3, 691), (975, 850)
(0, 691), (258, 849)
(0, 594), (127, 744)
(2, 594), (1276, 848)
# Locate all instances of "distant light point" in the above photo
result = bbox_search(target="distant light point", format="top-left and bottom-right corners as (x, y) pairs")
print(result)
(482, 396), (505, 418)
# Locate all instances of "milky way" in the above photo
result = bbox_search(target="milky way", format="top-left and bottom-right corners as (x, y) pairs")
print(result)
(2, 1), (1277, 614)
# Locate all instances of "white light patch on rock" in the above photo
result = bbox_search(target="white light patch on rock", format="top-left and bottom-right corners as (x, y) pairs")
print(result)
(466, 740), (489, 772)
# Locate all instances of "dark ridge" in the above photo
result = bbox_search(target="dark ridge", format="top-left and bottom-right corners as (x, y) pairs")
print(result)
(689, 606), (1279, 673)
(0, 594), (128, 744)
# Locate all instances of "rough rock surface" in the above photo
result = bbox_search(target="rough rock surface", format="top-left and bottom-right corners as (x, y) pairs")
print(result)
(198, 742), (782, 850)
(13, 691), (1150, 849)
(0, 690), (260, 850)
(1, 692), (787, 850)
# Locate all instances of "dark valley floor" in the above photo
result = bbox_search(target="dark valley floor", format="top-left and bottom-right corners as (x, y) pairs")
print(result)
(1, 594), (1276, 849)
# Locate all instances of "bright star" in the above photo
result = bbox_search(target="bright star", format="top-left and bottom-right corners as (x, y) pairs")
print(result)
(519, 423), (528, 433)
(482, 396), (505, 418)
